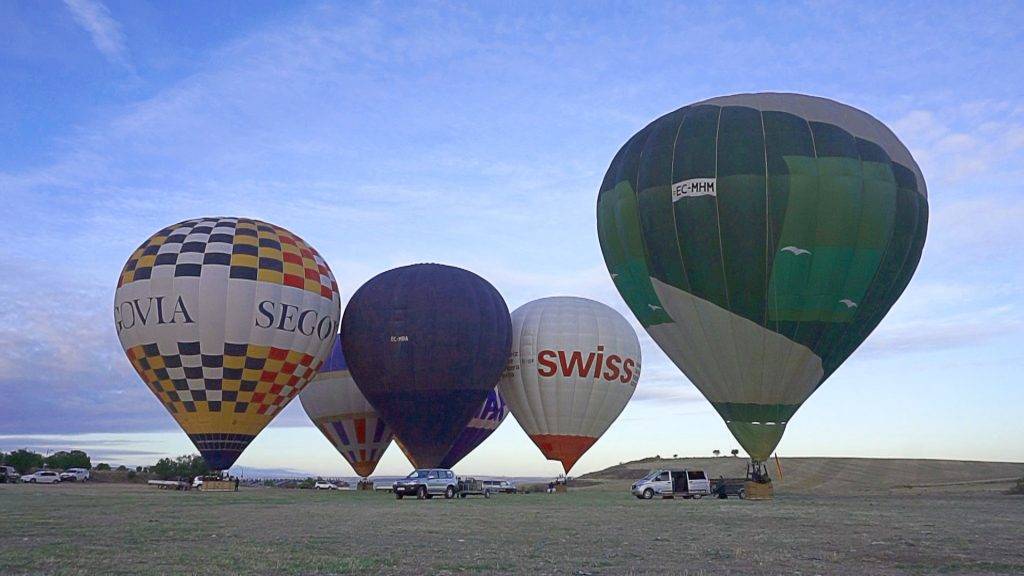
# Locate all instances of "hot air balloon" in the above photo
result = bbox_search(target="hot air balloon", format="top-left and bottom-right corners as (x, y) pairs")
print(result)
(438, 388), (509, 469)
(499, 297), (641, 473)
(340, 263), (512, 469)
(596, 93), (928, 476)
(299, 335), (393, 478)
(114, 217), (341, 470)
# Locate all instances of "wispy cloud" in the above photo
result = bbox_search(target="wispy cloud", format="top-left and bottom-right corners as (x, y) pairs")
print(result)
(62, 0), (131, 69)
(862, 306), (1022, 356)
(890, 103), (1024, 186)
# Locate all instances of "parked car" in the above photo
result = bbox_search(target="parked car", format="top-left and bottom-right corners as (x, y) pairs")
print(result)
(60, 468), (91, 482)
(631, 469), (712, 499)
(314, 481), (339, 490)
(482, 479), (516, 494)
(22, 470), (62, 484)
(393, 468), (458, 500)
(193, 476), (204, 489)
(1, 465), (20, 483)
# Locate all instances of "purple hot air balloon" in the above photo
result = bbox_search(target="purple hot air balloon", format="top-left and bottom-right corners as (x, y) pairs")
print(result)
(439, 388), (509, 469)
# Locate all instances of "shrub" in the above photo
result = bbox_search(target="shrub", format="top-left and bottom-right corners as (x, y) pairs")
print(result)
(45, 450), (91, 471)
(151, 455), (209, 480)
(6, 449), (45, 474)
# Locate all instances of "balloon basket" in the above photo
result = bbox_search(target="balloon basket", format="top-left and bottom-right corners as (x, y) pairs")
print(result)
(743, 480), (774, 500)
(200, 479), (238, 492)
(357, 480), (374, 491)
(554, 483), (567, 493)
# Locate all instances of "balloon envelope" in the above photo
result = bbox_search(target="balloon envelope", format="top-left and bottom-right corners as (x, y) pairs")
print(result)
(597, 93), (928, 461)
(299, 336), (393, 477)
(438, 388), (509, 469)
(499, 297), (641, 473)
(115, 217), (341, 470)
(340, 263), (512, 469)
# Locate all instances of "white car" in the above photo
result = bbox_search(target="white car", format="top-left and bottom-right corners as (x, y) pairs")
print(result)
(22, 470), (62, 484)
(314, 481), (339, 490)
(60, 468), (91, 482)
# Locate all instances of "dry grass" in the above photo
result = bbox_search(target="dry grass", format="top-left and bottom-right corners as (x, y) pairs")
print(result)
(2, 480), (1022, 575)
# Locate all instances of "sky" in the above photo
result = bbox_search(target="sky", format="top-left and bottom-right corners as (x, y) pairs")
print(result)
(1, 0), (1022, 478)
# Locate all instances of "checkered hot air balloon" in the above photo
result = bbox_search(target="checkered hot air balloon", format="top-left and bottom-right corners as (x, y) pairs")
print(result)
(597, 93), (928, 467)
(299, 336), (393, 478)
(114, 217), (341, 471)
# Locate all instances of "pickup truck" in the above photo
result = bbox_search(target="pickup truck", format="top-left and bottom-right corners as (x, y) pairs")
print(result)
(631, 469), (712, 499)
(60, 468), (90, 482)
(393, 468), (459, 500)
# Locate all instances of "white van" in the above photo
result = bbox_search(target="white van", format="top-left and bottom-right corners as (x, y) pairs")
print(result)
(631, 469), (712, 499)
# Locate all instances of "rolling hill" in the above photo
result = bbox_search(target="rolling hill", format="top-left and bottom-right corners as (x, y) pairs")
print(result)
(579, 456), (1024, 495)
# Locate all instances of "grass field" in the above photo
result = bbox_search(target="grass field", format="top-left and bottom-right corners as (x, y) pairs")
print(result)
(2, 478), (1022, 575)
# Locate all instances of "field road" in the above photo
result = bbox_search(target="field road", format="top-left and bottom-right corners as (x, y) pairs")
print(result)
(2, 481), (1022, 575)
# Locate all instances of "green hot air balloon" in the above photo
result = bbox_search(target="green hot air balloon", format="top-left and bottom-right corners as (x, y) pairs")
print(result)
(597, 93), (928, 472)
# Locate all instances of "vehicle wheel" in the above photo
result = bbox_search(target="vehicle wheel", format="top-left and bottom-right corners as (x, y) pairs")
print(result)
(444, 486), (455, 499)
(738, 489), (746, 500)
(693, 494), (703, 500)
(417, 486), (427, 500)
(396, 493), (403, 500)
(642, 488), (654, 500)
(30, 478), (36, 483)
(484, 491), (490, 499)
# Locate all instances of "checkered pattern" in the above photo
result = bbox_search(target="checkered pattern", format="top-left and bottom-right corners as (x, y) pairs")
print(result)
(118, 217), (338, 299)
(125, 341), (323, 416)
(187, 433), (254, 456)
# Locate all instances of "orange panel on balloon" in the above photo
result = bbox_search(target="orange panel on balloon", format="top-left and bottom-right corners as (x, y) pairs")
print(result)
(529, 434), (597, 473)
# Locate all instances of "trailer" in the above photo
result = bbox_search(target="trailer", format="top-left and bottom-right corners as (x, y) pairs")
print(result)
(147, 479), (191, 491)
(710, 477), (747, 499)
(457, 477), (491, 498)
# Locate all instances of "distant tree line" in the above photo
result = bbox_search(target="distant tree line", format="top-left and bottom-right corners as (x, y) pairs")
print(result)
(150, 454), (209, 480)
(0, 449), (92, 474)
(1, 449), (211, 481)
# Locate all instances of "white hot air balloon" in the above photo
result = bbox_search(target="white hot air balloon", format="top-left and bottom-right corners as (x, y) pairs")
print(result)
(499, 297), (641, 473)
(299, 335), (393, 478)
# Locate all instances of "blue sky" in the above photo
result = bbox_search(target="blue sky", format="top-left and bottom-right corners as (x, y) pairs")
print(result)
(1, 1), (1022, 477)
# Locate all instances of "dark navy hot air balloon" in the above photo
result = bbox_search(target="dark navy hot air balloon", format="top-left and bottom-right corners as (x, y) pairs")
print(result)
(439, 388), (509, 469)
(340, 264), (512, 469)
